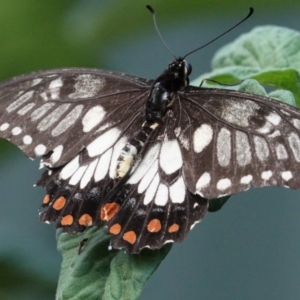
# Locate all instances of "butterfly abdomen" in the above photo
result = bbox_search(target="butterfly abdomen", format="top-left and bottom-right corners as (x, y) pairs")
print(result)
(115, 121), (159, 178)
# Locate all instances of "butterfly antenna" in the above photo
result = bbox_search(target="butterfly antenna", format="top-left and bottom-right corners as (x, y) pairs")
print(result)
(146, 5), (177, 59)
(183, 7), (254, 59)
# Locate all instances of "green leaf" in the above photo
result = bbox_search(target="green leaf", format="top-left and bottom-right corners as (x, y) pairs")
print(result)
(193, 26), (300, 104)
(56, 227), (171, 300)
(212, 26), (300, 70)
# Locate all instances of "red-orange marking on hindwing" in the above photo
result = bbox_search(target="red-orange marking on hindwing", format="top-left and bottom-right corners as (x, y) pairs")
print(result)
(61, 215), (74, 225)
(53, 196), (67, 210)
(123, 231), (137, 244)
(147, 219), (162, 233)
(109, 223), (121, 235)
(43, 194), (50, 205)
(78, 214), (93, 226)
(100, 202), (120, 221)
(168, 223), (179, 233)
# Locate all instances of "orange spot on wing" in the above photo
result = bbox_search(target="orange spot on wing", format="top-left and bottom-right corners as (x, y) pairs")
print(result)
(100, 202), (120, 221)
(123, 231), (136, 244)
(109, 223), (121, 235)
(53, 196), (66, 210)
(147, 219), (162, 233)
(168, 223), (179, 233)
(43, 194), (50, 205)
(61, 215), (73, 225)
(78, 214), (93, 226)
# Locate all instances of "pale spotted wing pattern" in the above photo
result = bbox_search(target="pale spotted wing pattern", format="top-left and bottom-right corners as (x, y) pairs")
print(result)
(0, 68), (150, 167)
(178, 87), (300, 199)
(1, 66), (300, 253)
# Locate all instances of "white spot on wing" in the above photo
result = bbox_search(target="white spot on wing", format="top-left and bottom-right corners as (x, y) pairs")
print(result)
(30, 103), (55, 121)
(261, 170), (272, 180)
(69, 166), (88, 186)
(281, 171), (292, 181)
(87, 127), (121, 157)
(240, 175), (253, 184)
(82, 105), (106, 132)
(253, 136), (269, 161)
(37, 104), (71, 131)
(196, 172), (211, 193)
(265, 112), (281, 125)
(51, 105), (84, 137)
(220, 99), (259, 127)
(193, 124), (213, 153)
(34, 144), (47, 156)
(138, 160), (158, 194)
(40, 92), (48, 101)
(12, 127), (22, 135)
(17, 102), (36, 115)
(257, 123), (272, 134)
(94, 149), (112, 182)
(128, 144), (160, 184)
(69, 74), (105, 99)
(169, 176), (186, 204)
(288, 132), (300, 162)
(276, 143), (288, 160)
(292, 119), (300, 129)
(49, 78), (63, 99)
(236, 131), (251, 166)
(144, 173), (160, 205)
(60, 155), (80, 180)
(6, 91), (34, 113)
(268, 130), (281, 138)
(32, 78), (42, 86)
(154, 183), (168, 206)
(217, 127), (231, 167)
(80, 159), (98, 189)
(23, 135), (32, 145)
(50, 145), (64, 164)
(0, 123), (9, 131)
(216, 178), (231, 191)
(159, 139), (182, 174)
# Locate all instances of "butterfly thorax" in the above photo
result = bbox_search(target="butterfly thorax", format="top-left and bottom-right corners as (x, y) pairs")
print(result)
(115, 59), (191, 181)
(146, 58), (192, 122)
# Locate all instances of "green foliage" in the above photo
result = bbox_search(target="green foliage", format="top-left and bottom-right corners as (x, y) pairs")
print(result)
(56, 228), (171, 300)
(195, 26), (300, 104)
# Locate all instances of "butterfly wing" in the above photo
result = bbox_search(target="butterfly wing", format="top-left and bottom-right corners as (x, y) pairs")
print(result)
(2, 67), (300, 253)
(178, 87), (300, 199)
(37, 106), (208, 253)
(0, 68), (151, 167)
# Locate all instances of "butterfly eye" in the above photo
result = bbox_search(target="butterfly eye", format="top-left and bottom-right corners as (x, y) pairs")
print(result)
(184, 61), (192, 76)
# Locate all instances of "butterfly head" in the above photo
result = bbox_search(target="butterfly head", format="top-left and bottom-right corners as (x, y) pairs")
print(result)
(146, 58), (192, 122)
(167, 58), (192, 84)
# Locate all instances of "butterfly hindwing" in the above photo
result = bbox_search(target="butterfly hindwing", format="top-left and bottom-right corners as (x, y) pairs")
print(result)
(37, 108), (208, 253)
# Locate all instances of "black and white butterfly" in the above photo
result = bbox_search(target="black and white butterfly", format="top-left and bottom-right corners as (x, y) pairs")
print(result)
(1, 58), (300, 253)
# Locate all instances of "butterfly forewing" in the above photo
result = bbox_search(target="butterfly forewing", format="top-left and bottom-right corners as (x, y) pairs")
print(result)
(0, 69), (151, 167)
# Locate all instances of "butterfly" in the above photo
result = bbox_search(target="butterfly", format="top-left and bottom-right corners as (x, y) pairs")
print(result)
(1, 58), (300, 254)
(1, 6), (300, 253)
